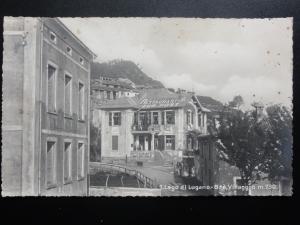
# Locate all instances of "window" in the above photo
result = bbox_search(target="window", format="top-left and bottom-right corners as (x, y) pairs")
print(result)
(64, 74), (72, 116)
(64, 141), (72, 183)
(50, 31), (57, 43)
(113, 112), (121, 125)
(186, 111), (191, 125)
(66, 46), (72, 55)
(165, 135), (175, 150)
(47, 64), (57, 112)
(107, 91), (111, 100)
(147, 111), (151, 124)
(161, 111), (165, 125)
(133, 112), (138, 124)
(79, 57), (84, 65)
(112, 136), (118, 151)
(198, 113), (202, 127)
(152, 112), (159, 124)
(166, 111), (175, 125)
(113, 91), (117, 99)
(109, 112), (112, 126)
(77, 142), (85, 179)
(186, 110), (193, 125)
(191, 111), (194, 124)
(108, 112), (121, 126)
(78, 82), (85, 120)
(46, 140), (57, 187)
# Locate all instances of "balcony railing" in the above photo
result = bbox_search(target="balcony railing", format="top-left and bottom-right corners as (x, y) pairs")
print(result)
(132, 123), (150, 131)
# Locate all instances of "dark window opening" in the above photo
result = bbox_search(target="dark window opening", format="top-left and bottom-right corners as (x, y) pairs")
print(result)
(166, 111), (175, 125)
(112, 136), (118, 150)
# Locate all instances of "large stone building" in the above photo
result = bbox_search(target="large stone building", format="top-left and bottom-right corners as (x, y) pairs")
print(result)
(93, 88), (218, 186)
(2, 17), (95, 196)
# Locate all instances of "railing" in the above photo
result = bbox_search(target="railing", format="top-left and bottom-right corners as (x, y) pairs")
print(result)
(132, 123), (150, 131)
(90, 162), (158, 188)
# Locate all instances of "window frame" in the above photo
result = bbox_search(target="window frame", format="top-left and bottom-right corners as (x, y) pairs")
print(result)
(64, 72), (73, 117)
(79, 57), (84, 65)
(165, 110), (175, 125)
(77, 141), (85, 180)
(66, 45), (72, 56)
(78, 80), (85, 121)
(152, 111), (159, 125)
(49, 31), (57, 44)
(46, 137), (58, 189)
(46, 61), (58, 113)
(165, 135), (175, 150)
(112, 135), (119, 151)
(63, 139), (72, 184)
(113, 112), (121, 126)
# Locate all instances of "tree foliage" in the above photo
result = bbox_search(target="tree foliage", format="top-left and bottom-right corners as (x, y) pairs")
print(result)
(217, 98), (293, 188)
(264, 104), (293, 182)
(228, 95), (244, 109)
(90, 122), (101, 162)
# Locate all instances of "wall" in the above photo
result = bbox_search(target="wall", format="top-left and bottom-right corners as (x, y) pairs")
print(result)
(101, 109), (134, 158)
(2, 17), (41, 196)
(2, 17), (92, 196)
(39, 18), (91, 195)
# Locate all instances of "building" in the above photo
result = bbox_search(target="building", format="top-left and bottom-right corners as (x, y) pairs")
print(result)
(2, 17), (95, 196)
(92, 88), (218, 186)
(91, 76), (138, 102)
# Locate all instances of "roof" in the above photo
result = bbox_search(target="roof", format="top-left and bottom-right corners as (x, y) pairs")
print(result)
(137, 88), (193, 109)
(97, 88), (223, 112)
(98, 88), (193, 110)
(55, 18), (97, 59)
(97, 97), (138, 109)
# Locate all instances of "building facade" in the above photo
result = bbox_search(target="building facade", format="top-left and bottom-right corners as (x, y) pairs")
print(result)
(92, 88), (217, 185)
(2, 17), (95, 196)
(91, 76), (138, 102)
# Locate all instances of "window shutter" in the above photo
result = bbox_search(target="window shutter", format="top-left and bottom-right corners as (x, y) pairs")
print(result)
(109, 112), (112, 126)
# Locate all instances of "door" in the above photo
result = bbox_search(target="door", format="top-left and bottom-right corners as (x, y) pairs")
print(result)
(158, 135), (165, 151)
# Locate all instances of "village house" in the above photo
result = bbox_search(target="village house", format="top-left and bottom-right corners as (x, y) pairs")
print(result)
(91, 76), (138, 102)
(2, 17), (95, 196)
(93, 88), (218, 186)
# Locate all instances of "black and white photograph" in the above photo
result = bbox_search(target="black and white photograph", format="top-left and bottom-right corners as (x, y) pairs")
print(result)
(1, 17), (293, 196)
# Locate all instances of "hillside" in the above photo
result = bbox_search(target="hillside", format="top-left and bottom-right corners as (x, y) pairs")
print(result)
(91, 60), (164, 88)
(196, 96), (224, 112)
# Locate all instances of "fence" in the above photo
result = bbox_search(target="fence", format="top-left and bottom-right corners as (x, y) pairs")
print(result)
(90, 162), (158, 188)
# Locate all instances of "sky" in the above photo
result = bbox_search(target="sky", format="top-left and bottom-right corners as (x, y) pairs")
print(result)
(61, 17), (293, 108)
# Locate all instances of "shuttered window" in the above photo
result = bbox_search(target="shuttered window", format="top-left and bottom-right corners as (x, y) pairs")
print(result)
(46, 140), (57, 187)
(161, 111), (165, 125)
(47, 64), (56, 112)
(64, 142), (72, 182)
(78, 82), (85, 120)
(64, 74), (72, 116)
(112, 136), (118, 151)
(77, 142), (85, 179)
(109, 112), (112, 126)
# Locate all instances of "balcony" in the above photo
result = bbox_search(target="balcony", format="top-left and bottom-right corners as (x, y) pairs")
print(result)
(132, 123), (150, 132)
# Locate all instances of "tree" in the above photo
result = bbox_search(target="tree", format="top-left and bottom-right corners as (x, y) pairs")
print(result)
(228, 95), (244, 109)
(90, 122), (101, 162)
(264, 104), (292, 183)
(217, 100), (293, 195)
(217, 103), (271, 192)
